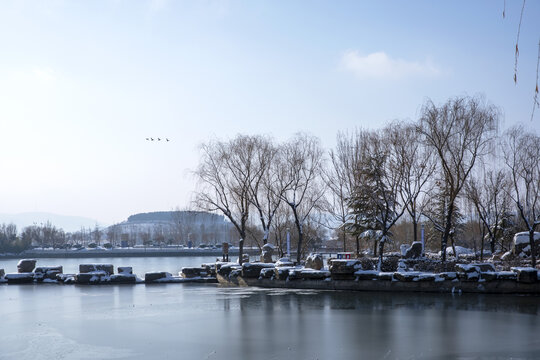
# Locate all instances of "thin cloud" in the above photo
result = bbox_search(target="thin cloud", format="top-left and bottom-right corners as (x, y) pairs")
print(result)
(341, 50), (440, 80)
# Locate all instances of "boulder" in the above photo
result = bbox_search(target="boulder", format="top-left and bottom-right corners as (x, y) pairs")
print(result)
(76, 271), (109, 284)
(260, 243), (275, 263)
(511, 267), (538, 284)
(305, 254), (324, 270)
(79, 264), (114, 275)
(330, 260), (362, 280)
(259, 268), (275, 279)
(181, 267), (209, 278)
(275, 258), (294, 267)
(117, 267), (133, 274)
(455, 264), (481, 281)
(513, 232), (540, 258)
(109, 274), (137, 284)
(34, 266), (63, 281)
(17, 259), (37, 273)
(145, 272), (172, 283)
(242, 263), (275, 278)
(403, 242), (423, 259)
(217, 263), (242, 277)
(377, 272), (394, 281)
(0, 269), (4, 278)
(5, 272), (34, 284)
(274, 267), (294, 280)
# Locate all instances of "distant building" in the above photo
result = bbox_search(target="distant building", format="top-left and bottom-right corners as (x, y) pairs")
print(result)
(105, 211), (236, 246)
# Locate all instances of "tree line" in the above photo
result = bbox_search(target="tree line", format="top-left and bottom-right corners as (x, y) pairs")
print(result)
(194, 95), (540, 268)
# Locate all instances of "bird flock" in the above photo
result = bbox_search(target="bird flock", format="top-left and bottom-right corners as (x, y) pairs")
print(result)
(146, 137), (170, 142)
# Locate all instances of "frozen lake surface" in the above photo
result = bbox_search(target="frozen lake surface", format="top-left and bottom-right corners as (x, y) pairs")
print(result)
(1, 257), (540, 359)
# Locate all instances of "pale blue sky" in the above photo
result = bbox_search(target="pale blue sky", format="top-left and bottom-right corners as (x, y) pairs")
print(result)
(0, 0), (539, 226)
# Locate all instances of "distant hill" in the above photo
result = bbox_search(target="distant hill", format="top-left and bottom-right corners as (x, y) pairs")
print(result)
(0, 212), (105, 233)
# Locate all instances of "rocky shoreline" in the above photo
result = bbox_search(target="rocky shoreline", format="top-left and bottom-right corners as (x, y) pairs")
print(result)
(2, 257), (540, 295)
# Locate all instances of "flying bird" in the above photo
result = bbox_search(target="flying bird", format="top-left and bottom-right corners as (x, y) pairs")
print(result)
(157, 138), (161, 141)
(166, 138), (170, 142)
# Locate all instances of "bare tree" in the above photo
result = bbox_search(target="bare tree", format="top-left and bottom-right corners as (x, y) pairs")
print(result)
(466, 168), (512, 259)
(194, 135), (267, 265)
(502, 126), (540, 266)
(393, 121), (436, 245)
(247, 136), (284, 248)
(324, 130), (365, 254)
(418, 96), (498, 262)
(278, 133), (325, 263)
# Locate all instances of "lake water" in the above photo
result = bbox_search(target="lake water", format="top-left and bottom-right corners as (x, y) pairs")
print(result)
(1, 257), (540, 359)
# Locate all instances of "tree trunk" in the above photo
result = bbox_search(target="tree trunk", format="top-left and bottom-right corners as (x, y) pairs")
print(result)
(412, 218), (418, 243)
(440, 202), (454, 263)
(377, 240), (385, 271)
(373, 239), (378, 257)
(355, 235), (360, 258)
(480, 224), (485, 262)
(529, 229), (537, 267)
(238, 238), (245, 265)
(342, 228), (347, 252)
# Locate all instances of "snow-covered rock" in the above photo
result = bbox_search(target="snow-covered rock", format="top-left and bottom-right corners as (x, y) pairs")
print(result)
(79, 264), (114, 275)
(241, 262), (275, 278)
(181, 267), (209, 278)
(305, 254), (323, 270)
(34, 266), (63, 282)
(440, 246), (474, 257)
(511, 267), (538, 284)
(260, 243), (275, 263)
(330, 259), (362, 280)
(5, 272), (34, 284)
(403, 242), (423, 259)
(144, 272), (173, 283)
(275, 258), (294, 267)
(513, 232), (540, 258)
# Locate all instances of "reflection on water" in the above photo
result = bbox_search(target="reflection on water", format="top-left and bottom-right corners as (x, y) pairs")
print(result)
(1, 284), (539, 359)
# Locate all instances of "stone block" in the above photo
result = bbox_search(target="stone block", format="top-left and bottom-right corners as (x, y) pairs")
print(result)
(259, 268), (275, 279)
(5, 272), (34, 284)
(181, 267), (209, 278)
(145, 272), (172, 283)
(118, 267), (133, 274)
(242, 263), (275, 278)
(17, 259), (37, 273)
(511, 267), (538, 284)
(330, 260), (362, 275)
(79, 264), (114, 275)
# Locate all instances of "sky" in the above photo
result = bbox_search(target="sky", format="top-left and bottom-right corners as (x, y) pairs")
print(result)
(0, 0), (539, 226)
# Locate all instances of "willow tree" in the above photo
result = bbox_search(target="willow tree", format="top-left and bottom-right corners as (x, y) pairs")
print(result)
(278, 133), (325, 263)
(194, 135), (267, 265)
(418, 96), (498, 262)
(502, 126), (540, 267)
